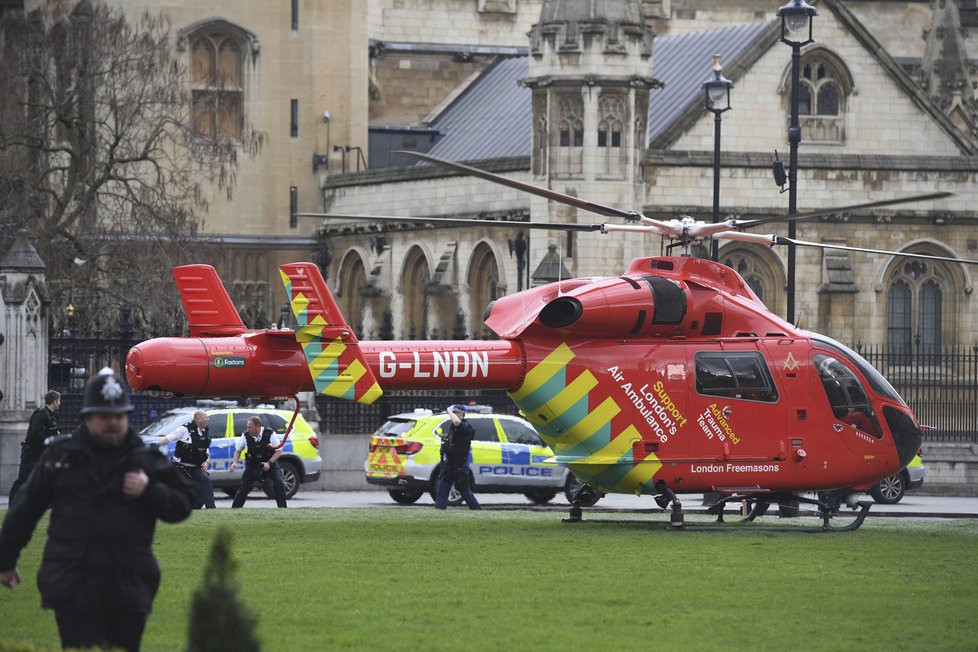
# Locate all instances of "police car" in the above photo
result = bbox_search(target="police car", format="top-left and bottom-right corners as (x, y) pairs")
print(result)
(364, 407), (599, 506)
(140, 404), (321, 499)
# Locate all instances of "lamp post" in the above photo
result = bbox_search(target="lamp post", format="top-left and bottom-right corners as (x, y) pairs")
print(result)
(777, 0), (816, 324)
(702, 54), (733, 262)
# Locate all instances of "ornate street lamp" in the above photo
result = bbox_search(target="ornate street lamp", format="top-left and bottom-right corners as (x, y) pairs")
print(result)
(702, 54), (733, 262)
(777, 0), (816, 324)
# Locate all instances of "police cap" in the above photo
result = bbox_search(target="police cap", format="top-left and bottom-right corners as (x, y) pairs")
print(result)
(80, 367), (134, 415)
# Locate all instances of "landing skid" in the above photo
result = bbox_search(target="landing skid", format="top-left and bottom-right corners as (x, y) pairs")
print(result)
(563, 491), (874, 532)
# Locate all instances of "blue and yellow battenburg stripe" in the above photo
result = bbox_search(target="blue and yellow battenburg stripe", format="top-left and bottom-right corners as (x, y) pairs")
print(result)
(509, 342), (662, 495)
(279, 264), (382, 405)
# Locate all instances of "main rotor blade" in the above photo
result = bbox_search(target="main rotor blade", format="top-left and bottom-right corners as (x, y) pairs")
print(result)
(395, 150), (647, 223)
(731, 192), (953, 229)
(779, 237), (978, 265)
(715, 230), (978, 265)
(294, 212), (606, 232)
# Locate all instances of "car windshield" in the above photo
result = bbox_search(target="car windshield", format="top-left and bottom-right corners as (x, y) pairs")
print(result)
(140, 412), (192, 439)
(375, 419), (418, 436)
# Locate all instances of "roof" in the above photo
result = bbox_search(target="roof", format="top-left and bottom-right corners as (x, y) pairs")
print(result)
(426, 56), (532, 161)
(423, 21), (774, 161)
(421, 5), (976, 162)
(647, 21), (774, 147)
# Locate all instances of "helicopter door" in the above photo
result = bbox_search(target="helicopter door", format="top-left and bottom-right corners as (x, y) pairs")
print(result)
(812, 353), (885, 450)
(687, 345), (784, 463)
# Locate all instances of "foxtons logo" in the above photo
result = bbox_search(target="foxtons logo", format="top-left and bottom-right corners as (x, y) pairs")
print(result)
(212, 356), (246, 369)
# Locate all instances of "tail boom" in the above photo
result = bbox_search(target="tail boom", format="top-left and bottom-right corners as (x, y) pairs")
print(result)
(126, 336), (525, 398)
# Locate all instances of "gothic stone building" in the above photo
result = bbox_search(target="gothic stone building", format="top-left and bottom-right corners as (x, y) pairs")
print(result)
(319, 0), (978, 366)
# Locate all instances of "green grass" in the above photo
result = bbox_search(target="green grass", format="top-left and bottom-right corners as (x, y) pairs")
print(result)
(1, 509), (977, 651)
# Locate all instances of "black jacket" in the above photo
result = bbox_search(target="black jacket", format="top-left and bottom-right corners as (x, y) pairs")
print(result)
(442, 419), (474, 466)
(22, 406), (59, 457)
(0, 425), (195, 612)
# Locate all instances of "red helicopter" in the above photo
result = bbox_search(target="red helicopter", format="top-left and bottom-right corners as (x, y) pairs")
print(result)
(126, 152), (974, 531)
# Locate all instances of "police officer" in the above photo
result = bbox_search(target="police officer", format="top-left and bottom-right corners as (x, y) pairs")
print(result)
(0, 368), (195, 652)
(157, 410), (216, 509)
(9, 390), (61, 502)
(229, 415), (288, 508)
(434, 405), (481, 510)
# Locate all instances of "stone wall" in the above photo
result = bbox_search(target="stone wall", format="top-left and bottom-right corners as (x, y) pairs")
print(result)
(920, 442), (978, 496)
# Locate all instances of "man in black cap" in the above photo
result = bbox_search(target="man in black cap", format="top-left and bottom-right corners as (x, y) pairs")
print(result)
(0, 368), (195, 652)
(9, 389), (61, 502)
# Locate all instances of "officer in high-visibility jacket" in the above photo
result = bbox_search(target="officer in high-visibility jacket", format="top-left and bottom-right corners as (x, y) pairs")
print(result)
(229, 415), (288, 508)
(0, 368), (195, 652)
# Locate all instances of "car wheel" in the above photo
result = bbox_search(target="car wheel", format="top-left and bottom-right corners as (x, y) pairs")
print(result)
(388, 489), (424, 505)
(564, 475), (601, 507)
(871, 472), (906, 504)
(524, 490), (558, 505)
(264, 461), (300, 500)
(428, 468), (465, 507)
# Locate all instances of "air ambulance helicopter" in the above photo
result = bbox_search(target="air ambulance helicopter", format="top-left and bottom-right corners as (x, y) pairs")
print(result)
(126, 151), (977, 531)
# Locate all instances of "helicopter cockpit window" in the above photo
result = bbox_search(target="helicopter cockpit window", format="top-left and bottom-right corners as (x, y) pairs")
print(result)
(810, 335), (906, 406)
(813, 353), (883, 439)
(694, 352), (779, 402)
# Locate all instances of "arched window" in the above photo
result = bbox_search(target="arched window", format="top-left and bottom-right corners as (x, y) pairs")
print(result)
(402, 247), (430, 339)
(467, 242), (501, 339)
(796, 54), (850, 143)
(186, 27), (249, 139)
(337, 252), (367, 338)
(554, 96), (584, 177)
(887, 261), (944, 362)
(597, 95), (625, 177)
(721, 247), (785, 313)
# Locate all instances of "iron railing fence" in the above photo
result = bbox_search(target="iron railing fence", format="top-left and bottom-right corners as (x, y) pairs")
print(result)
(856, 343), (978, 443)
(315, 390), (519, 436)
(49, 335), (196, 433)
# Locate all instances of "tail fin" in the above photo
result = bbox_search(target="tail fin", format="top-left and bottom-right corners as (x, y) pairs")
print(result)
(279, 262), (383, 405)
(173, 265), (247, 337)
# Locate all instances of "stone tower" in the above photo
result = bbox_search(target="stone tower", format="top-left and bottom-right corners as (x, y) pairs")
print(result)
(522, 0), (657, 276)
(0, 234), (50, 493)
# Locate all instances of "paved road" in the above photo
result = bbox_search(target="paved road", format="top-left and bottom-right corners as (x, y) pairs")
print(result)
(3, 490), (976, 516)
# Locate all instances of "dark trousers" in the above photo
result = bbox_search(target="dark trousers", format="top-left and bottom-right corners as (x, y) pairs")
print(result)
(55, 608), (148, 652)
(9, 451), (40, 503)
(231, 462), (287, 508)
(434, 461), (481, 510)
(182, 464), (216, 509)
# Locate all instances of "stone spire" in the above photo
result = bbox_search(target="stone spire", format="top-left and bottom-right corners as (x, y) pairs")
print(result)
(921, 0), (977, 138)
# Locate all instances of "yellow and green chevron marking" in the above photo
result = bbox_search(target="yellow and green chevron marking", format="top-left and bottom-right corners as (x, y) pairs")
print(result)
(280, 267), (382, 405)
(508, 342), (662, 495)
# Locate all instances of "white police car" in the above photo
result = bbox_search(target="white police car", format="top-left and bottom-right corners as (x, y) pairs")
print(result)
(140, 404), (321, 499)
(364, 407), (600, 506)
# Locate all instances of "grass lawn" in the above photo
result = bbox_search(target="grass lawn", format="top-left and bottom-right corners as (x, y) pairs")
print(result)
(1, 509), (976, 651)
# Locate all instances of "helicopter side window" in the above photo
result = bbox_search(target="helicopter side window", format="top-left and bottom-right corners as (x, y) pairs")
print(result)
(694, 352), (778, 402)
(814, 354), (883, 439)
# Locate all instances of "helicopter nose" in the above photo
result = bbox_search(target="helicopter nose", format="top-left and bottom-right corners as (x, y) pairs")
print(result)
(883, 406), (923, 469)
